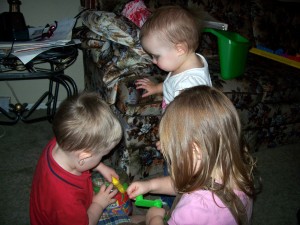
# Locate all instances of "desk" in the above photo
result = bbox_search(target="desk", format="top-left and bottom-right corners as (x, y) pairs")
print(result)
(0, 46), (78, 125)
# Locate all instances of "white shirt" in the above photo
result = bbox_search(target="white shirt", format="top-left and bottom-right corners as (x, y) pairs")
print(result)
(162, 53), (212, 109)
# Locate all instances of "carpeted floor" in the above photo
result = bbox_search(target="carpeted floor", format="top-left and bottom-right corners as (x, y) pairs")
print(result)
(0, 110), (300, 225)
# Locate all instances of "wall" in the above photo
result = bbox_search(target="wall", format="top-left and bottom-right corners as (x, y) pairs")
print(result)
(0, 0), (85, 107)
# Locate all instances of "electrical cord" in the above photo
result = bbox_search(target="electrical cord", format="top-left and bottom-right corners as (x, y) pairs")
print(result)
(5, 39), (15, 58)
(74, 8), (90, 19)
(0, 40), (15, 66)
(5, 81), (21, 103)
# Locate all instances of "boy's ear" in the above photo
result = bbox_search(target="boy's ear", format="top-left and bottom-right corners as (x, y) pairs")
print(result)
(78, 150), (92, 161)
(175, 42), (188, 55)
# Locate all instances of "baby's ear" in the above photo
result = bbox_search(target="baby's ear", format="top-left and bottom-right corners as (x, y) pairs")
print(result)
(175, 42), (188, 55)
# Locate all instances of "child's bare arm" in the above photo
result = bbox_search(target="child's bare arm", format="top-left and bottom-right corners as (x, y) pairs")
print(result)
(87, 184), (118, 225)
(93, 162), (119, 182)
(127, 176), (175, 199)
(146, 208), (165, 225)
(135, 78), (163, 97)
(147, 176), (175, 195)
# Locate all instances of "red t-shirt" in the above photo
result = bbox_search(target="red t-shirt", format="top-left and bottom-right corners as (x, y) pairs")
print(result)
(30, 138), (93, 225)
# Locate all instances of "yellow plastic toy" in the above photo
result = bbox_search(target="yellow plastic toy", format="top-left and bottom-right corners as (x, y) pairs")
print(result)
(112, 176), (125, 194)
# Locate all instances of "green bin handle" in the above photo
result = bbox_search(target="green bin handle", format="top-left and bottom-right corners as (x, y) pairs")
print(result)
(203, 28), (222, 38)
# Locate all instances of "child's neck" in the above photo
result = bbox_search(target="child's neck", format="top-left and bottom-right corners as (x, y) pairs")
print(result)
(172, 52), (203, 75)
(52, 144), (81, 176)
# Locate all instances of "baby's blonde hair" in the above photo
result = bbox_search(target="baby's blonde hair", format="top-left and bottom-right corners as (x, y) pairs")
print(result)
(159, 86), (255, 198)
(52, 92), (122, 153)
(140, 5), (202, 52)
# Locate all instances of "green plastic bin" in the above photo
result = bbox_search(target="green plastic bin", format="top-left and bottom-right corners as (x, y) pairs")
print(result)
(203, 28), (250, 80)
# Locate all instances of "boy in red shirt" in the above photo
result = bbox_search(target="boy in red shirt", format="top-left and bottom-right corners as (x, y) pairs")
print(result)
(30, 92), (123, 225)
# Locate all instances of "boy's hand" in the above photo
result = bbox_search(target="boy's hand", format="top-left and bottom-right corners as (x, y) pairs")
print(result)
(146, 207), (166, 225)
(88, 184), (118, 224)
(92, 183), (117, 210)
(95, 163), (119, 182)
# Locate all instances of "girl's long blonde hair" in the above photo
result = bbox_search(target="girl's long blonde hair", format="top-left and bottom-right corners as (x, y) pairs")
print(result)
(159, 85), (256, 199)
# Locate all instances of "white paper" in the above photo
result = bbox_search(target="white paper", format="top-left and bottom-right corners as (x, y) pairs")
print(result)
(0, 18), (80, 64)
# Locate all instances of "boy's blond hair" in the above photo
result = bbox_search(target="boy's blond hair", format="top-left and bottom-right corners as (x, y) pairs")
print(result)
(52, 92), (122, 153)
(140, 5), (202, 52)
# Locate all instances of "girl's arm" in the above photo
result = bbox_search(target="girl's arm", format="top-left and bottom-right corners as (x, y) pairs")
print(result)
(127, 176), (175, 199)
(146, 208), (166, 225)
(148, 176), (175, 195)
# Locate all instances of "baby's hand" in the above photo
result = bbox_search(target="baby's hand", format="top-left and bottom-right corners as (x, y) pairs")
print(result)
(135, 78), (158, 97)
(92, 184), (117, 210)
(135, 78), (151, 88)
(156, 141), (161, 151)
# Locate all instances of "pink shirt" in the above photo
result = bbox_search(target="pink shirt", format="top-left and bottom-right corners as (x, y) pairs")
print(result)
(168, 190), (252, 225)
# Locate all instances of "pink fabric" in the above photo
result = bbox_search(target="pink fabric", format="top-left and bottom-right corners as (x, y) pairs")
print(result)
(168, 190), (253, 225)
(121, 0), (151, 28)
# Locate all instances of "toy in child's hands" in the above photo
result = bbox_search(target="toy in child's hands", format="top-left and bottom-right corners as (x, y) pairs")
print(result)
(92, 173), (133, 216)
(112, 176), (126, 193)
(134, 195), (163, 208)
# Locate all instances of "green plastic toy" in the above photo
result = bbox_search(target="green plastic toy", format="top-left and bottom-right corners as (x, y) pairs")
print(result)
(134, 195), (163, 208)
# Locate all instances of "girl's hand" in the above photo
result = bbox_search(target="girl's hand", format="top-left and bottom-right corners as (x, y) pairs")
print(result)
(126, 180), (151, 199)
(92, 183), (118, 210)
(135, 78), (160, 97)
(146, 207), (166, 225)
